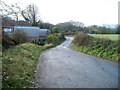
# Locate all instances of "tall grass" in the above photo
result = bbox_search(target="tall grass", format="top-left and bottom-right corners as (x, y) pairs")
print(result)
(2, 43), (54, 88)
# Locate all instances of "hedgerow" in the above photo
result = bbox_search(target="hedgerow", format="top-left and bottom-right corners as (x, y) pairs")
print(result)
(71, 33), (118, 62)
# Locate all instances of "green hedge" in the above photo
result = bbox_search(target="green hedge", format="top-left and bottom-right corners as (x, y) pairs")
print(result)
(71, 33), (118, 62)
(46, 33), (66, 45)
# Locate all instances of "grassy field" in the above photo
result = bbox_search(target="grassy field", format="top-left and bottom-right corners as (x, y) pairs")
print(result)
(88, 34), (119, 41)
(2, 43), (54, 88)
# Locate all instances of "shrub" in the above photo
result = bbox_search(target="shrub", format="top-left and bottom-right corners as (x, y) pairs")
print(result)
(38, 38), (46, 46)
(71, 33), (118, 62)
(2, 32), (17, 50)
(46, 33), (65, 45)
(31, 39), (37, 45)
(31, 33), (66, 46)
(11, 30), (28, 44)
(51, 27), (59, 33)
(46, 34), (59, 45)
(73, 33), (94, 46)
(31, 38), (46, 46)
(59, 33), (65, 40)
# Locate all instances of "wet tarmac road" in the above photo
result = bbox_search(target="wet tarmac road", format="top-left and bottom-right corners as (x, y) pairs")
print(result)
(33, 37), (118, 88)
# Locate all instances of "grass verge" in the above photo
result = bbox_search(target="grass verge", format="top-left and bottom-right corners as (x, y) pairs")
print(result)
(70, 33), (119, 62)
(2, 43), (54, 88)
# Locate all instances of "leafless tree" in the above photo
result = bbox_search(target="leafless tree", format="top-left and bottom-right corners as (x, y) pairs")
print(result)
(0, 0), (21, 21)
(21, 4), (40, 26)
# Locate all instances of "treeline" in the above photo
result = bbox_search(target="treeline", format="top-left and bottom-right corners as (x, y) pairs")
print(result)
(87, 25), (119, 34)
(56, 21), (87, 35)
(2, 15), (119, 35)
(1, 1), (119, 35)
(56, 21), (119, 35)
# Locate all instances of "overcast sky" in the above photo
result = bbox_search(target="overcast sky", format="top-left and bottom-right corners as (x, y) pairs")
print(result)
(1, 0), (119, 26)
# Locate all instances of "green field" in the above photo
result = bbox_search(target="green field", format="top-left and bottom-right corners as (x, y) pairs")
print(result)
(88, 34), (119, 41)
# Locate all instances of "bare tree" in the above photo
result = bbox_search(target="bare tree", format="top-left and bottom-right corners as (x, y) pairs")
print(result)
(21, 4), (40, 26)
(0, 0), (21, 21)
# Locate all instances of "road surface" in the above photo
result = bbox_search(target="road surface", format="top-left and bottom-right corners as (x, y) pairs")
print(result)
(33, 37), (118, 88)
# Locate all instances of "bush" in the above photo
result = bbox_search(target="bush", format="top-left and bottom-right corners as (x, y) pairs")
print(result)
(73, 33), (94, 46)
(46, 34), (59, 45)
(71, 33), (118, 62)
(51, 27), (59, 33)
(31, 38), (46, 46)
(46, 33), (66, 45)
(59, 32), (65, 40)
(2, 32), (17, 50)
(31, 33), (66, 46)
(31, 39), (37, 45)
(11, 30), (28, 44)
(32, 38), (47, 46)
(38, 38), (47, 46)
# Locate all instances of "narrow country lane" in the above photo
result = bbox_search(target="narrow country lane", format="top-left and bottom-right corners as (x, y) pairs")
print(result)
(33, 37), (118, 88)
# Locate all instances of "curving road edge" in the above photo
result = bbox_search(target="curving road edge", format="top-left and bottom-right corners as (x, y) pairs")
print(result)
(33, 37), (118, 88)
